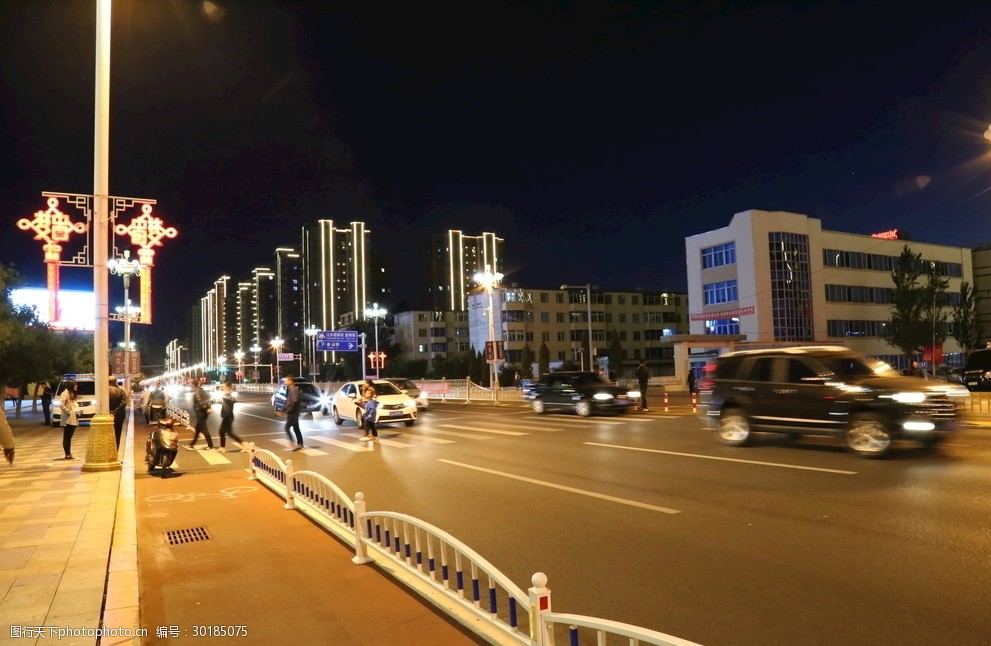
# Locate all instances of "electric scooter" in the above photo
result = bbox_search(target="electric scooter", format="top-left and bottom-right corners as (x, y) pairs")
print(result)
(145, 417), (180, 477)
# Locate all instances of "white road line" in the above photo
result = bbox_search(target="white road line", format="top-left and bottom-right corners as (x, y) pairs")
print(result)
(485, 420), (566, 432)
(197, 450), (232, 465)
(439, 424), (527, 436)
(308, 436), (370, 453)
(584, 442), (858, 474)
(386, 432), (455, 444)
(437, 459), (680, 514)
(427, 428), (494, 440)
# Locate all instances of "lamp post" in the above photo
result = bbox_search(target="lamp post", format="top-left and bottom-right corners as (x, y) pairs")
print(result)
(217, 355), (226, 381)
(250, 344), (261, 383)
(109, 250), (141, 393)
(271, 337), (284, 383)
(233, 350), (244, 383)
(364, 304), (387, 379)
(475, 266), (504, 401)
(305, 325), (319, 381)
(561, 284), (594, 372)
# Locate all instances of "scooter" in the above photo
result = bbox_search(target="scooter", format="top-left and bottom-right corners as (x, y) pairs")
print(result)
(145, 417), (180, 477)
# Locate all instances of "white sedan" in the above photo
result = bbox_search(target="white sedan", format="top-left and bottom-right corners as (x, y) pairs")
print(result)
(330, 380), (418, 427)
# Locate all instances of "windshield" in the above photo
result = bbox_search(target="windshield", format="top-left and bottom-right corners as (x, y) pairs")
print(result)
(372, 382), (403, 396)
(59, 380), (96, 396)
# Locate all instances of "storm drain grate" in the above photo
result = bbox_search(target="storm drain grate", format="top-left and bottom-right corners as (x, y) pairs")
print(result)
(165, 527), (212, 545)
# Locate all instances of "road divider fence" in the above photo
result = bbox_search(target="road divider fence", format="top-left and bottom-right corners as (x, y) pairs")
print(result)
(245, 444), (701, 646)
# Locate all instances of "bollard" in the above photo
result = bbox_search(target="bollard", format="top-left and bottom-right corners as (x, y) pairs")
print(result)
(352, 491), (373, 564)
(528, 572), (553, 646)
(246, 442), (257, 480)
(663, 391), (669, 412)
(692, 392), (697, 414)
(284, 459), (296, 510)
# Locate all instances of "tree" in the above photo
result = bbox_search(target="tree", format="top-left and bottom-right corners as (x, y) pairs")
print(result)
(884, 245), (929, 363)
(952, 281), (982, 353)
(921, 260), (950, 375)
(607, 332), (624, 374)
(518, 343), (535, 379)
(537, 342), (550, 376)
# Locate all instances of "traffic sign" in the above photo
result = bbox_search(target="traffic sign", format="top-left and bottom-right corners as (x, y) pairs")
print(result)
(316, 329), (360, 352)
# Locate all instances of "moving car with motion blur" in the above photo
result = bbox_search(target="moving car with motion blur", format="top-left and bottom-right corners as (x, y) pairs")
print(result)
(704, 346), (968, 458)
(271, 379), (329, 415)
(524, 371), (636, 416)
(330, 380), (418, 427)
(961, 348), (991, 391)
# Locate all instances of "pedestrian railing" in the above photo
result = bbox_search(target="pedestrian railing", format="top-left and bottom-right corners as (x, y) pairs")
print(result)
(244, 445), (702, 646)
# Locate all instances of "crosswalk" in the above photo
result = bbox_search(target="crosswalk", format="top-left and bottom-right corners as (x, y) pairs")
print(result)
(158, 412), (657, 466)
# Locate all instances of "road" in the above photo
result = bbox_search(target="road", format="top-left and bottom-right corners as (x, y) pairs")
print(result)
(138, 393), (991, 646)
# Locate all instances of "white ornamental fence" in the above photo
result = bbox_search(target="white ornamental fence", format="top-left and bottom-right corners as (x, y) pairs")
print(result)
(246, 445), (702, 646)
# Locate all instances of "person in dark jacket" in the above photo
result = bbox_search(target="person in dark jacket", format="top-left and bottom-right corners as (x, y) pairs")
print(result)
(283, 375), (304, 451)
(108, 377), (128, 449)
(40, 381), (53, 426)
(184, 379), (215, 450)
(216, 382), (245, 452)
(636, 360), (650, 411)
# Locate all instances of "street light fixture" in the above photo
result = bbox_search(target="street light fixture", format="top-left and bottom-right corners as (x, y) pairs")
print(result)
(249, 344), (261, 383)
(233, 350), (244, 383)
(271, 337), (284, 383)
(217, 355), (226, 379)
(305, 325), (319, 381)
(561, 284), (594, 372)
(364, 304), (387, 379)
(475, 266), (504, 401)
(109, 250), (142, 393)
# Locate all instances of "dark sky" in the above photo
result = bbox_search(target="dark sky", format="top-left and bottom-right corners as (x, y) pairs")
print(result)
(4, 1), (991, 351)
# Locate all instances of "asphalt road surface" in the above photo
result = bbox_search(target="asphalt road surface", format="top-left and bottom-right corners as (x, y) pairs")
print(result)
(142, 393), (991, 646)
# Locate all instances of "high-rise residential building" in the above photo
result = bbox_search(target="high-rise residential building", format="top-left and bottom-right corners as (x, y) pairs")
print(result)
(428, 230), (504, 311)
(302, 220), (371, 331)
(274, 247), (305, 358)
(197, 275), (232, 367)
(249, 266), (277, 354)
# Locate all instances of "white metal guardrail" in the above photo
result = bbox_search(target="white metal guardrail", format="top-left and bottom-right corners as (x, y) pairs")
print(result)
(245, 445), (702, 646)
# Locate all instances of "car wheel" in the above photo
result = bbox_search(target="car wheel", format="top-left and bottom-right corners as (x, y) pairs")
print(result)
(355, 412), (363, 428)
(532, 399), (546, 414)
(717, 408), (752, 446)
(575, 400), (592, 417)
(331, 406), (343, 425)
(845, 413), (892, 458)
(404, 420), (415, 427)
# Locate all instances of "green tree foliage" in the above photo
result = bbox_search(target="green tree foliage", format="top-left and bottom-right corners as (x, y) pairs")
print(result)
(518, 343), (535, 379)
(921, 261), (950, 354)
(952, 281), (982, 353)
(607, 331), (624, 371)
(885, 245), (930, 361)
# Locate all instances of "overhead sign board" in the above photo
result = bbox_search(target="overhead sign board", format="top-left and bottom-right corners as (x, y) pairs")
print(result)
(316, 330), (360, 352)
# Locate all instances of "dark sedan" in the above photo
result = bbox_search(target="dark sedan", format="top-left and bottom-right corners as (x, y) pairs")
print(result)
(525, 371), (636, 416)
(271, 380), (329, 414)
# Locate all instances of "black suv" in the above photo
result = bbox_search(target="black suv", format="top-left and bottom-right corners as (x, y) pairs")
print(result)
(525, 371), (635, 416)
(705, 346), (968, 458)
(271, 380), (328, 414)
(961, 349), (991, 391)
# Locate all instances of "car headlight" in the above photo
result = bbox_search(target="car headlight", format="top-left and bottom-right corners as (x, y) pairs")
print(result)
(887, 391), (926, 404)
(627, 390), (641, 398)
(593, 392), (614, 401)
(405, 398), (417, 408)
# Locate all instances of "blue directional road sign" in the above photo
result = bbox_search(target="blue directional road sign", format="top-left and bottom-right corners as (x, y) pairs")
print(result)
(316, 330), (360, 352)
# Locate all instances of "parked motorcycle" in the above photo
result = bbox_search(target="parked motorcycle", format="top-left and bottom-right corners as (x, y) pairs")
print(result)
(145, 417), (180, 476)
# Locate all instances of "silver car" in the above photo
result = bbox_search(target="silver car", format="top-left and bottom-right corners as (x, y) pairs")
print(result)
(330, 380), (418, 427)
(383, 378), (429, 409)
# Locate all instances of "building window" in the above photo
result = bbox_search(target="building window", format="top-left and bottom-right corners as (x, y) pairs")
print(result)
(430, 327), (445, 337)
(539, 292), (549, 303)
(702, 280), (738, 305)
(701, 242), (736, 269)
(556, 312), (565, 323)
(430, 342), (447, 352)
(705, 318), (740, 335)
(768, 232), (813, 342)
(540, 312), (549, 323)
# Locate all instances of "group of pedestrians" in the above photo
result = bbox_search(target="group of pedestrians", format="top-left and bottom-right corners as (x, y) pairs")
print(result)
(185, 379), (245, 453)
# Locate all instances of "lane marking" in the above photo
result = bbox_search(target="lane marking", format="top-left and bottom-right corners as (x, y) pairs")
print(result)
(437, 459), (681, 515)
(426, 428), (494, 440)
(584, 442), (858, 474)
(307, 435), (369, 452)
(387, 432), (455, 444)
(439, 424), (527, 436)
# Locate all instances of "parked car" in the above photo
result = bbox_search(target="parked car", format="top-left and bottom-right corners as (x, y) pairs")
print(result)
(271, 379), (328, 414)
(704, 346), (969, 458)
(383, 378), (428, 409)
(50, 374), (98, 426)
(524, 371), (636, 416)
(961, 349), (991, 391)
(330, 380), (418, 427)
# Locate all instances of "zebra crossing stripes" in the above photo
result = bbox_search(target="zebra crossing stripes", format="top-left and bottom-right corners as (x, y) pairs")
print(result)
(437, 424), (527, 436)
(307, 435), (369, 452)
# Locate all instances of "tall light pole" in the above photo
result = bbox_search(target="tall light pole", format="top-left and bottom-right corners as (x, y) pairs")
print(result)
(250, 344), (261, 383)
(217, 355), (226, 381)
(475, 266), (504, 401)
(271, 337), (284, 383)
(561, 284), (594, 372)
(234, 350), (244, 383)
(305, 325), (319, 381)
(365, 304), (387, 379)
(109, 250), (141, 393)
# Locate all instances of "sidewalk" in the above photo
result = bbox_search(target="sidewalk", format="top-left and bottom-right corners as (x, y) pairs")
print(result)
(0, 404), (485, 645)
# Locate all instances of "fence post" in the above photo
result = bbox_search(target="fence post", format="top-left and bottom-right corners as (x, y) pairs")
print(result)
(284, 459), (296, 510)
(663, 391), (669, 412)
(351, 492), (374, 564)
(528, 572), (553, 646)
(246, 442), (257, 480)
(465, 376), (472, 404)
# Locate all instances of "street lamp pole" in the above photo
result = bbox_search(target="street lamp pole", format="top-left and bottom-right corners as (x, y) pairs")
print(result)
(271, 337), (284, 383)
(475, 266), (504, 402)
(250, 344), (261, 383)
(561, 284), (594, 372)
(109, 250), (141, 393)
(305, 325), (319, 381)
(364, 304), (387, 379)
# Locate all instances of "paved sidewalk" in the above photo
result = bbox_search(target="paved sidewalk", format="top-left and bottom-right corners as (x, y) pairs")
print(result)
(0, 404), (485, 646)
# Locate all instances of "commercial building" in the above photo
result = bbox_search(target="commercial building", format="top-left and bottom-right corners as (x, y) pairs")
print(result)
(427, 230), (504, 311)
(685, 209), (974, 371)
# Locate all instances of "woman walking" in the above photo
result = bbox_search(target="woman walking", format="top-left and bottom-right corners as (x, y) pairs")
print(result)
(59, 380), (80, 460)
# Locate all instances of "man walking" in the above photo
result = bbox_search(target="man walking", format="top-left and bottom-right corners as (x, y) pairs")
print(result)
(185, 379), (215, 450)
(283, 375), (304, 451)
(636, 359), (650, 412)
(108, 377), (128, 450)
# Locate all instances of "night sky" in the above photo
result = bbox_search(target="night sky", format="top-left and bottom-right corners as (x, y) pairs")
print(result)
(4, 1), (991, 351)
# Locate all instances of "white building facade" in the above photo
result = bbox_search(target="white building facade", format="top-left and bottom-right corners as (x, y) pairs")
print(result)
(685, 209), (974, 370)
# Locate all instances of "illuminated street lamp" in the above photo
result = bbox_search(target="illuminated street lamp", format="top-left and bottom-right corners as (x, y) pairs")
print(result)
(271, 337), (284, 383)
(217, 355), (226, 379)
(364, 304), (387, 379)
(474, 266), (504, 401)
(561, 283), (594, 371)
(304, 325), (319, 381)
(109, 250), (141, 392)
(234, 350), (244, 382)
